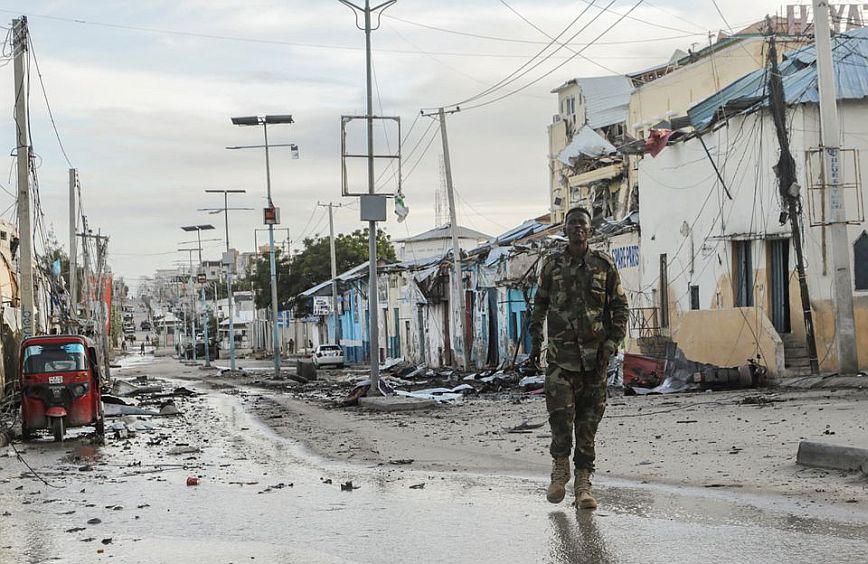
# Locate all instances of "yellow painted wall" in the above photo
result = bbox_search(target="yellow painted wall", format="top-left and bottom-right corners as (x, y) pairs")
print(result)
(628, 39), (768, 133)
(668, 307), (785, 377)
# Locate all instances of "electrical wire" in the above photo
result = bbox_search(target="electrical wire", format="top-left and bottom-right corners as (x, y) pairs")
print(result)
(28, 33), (73, 168)
(458, 0), (648, 112)
(445, 0), (606, 109)
(0, 8), (703, 60)
(497, 0), (625, 76)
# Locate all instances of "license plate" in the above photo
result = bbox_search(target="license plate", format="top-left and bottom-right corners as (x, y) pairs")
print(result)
(48, 375), (63, 384)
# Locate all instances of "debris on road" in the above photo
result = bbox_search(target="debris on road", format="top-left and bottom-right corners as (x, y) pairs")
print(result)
(340, 480), (359, 491)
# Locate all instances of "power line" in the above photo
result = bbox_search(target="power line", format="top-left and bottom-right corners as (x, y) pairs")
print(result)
(497, 0), (625, 76)
(459, 0), (647, 112)
(385, 12), (703, 43)
(445, 0), (605, 109)
(402, 121), (441, 183)
(0, 8), (703, 60)
(575, 0), (703, 34)
(28, 32), (73, 168)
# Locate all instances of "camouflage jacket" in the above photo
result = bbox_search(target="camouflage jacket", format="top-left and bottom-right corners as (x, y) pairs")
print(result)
(528, 247), (629, 372)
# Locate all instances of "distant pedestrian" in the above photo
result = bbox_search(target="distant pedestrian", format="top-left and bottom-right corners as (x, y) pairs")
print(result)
(140, 342), (145, 356)
(528, 206), (628, 510)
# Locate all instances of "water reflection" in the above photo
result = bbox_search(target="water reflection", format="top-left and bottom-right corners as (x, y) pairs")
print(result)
(548, 510), (615, 564)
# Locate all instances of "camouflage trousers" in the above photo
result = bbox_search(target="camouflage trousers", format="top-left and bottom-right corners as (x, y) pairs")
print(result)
(545, 363), (607, 472)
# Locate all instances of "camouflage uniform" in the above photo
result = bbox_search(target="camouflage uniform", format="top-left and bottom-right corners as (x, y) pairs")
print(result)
(529, 247), (628, 472)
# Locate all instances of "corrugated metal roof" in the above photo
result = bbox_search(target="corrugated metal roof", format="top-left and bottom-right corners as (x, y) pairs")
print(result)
(396, 224), (491, 243)
(575, 76), (634, 129)
(688, 27), (868, 130)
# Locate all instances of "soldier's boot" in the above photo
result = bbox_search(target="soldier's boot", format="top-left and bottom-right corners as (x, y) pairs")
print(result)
(546, 457), (571, 503)
(574, 469), (597, 509)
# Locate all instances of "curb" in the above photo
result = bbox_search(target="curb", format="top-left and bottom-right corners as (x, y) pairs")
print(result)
(797, 440), (868, 473)
(778, 374), (868, 390)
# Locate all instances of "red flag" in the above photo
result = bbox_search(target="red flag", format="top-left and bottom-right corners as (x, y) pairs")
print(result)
(645, 128), (673, 158)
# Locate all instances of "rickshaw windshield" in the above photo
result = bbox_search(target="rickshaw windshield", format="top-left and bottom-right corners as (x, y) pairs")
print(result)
(22, 343), (89, 374)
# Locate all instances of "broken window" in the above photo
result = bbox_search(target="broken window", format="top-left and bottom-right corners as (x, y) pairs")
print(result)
(690, 285), (700, 310)
(856, 231), (868, 291)
(733, 240), (754, 307)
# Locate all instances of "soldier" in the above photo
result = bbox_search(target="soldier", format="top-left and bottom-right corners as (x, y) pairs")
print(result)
(529, 206), (628, 509)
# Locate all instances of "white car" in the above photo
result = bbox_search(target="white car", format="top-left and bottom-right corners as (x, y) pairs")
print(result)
(313, 344), (344, 368)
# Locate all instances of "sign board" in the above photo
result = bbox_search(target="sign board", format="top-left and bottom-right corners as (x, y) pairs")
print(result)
(360, 194), (387, 222)
(786, 4), (868, 35)
(313, 296), (331, 316)
(264, 206), (280, 225)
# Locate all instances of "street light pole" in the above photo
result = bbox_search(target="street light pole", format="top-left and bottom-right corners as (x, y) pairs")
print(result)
(338, 0), (396, 394)
(202, 190), (247, 371)
(230, 115), (297, 379)
(263, 122), (282, 377)
(182, 224), (216, 367)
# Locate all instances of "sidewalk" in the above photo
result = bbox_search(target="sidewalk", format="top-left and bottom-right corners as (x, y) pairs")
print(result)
(778, 373), (868, 390)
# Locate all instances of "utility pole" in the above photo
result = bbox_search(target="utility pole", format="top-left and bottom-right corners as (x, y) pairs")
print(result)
(812, 0), (859, 374)
(181, 225), (216, 367)
(80, 221), (92, 323)
(421, 107), (467, 369)
(318, 201), (343, 345)
(13, 17), (34, 338)
(91, 232), (111, 380)
(338, 0), (396, 394)
(69, 169), (78, 326)
(202, 190), (248, 371)
(229, 115), (297, 379)
(178, 248), (197, 362)
(767, 25), (820, 375)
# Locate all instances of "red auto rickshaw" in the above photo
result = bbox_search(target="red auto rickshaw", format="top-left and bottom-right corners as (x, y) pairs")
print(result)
(19, 334), (105, 441)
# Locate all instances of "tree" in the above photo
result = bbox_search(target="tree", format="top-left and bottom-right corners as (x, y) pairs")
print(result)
(250, 228), (396, 314)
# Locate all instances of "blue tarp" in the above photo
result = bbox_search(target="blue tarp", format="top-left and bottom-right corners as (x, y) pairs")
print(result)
(688, 27), (868, 130)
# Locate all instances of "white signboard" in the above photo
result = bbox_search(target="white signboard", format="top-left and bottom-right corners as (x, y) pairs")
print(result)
(313, 296), (331, 316)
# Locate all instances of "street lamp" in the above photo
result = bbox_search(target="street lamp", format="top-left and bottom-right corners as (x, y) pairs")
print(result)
(229, 114), (298, 379)
(182, 224), (216, 367)
(201, 190), (248, 371)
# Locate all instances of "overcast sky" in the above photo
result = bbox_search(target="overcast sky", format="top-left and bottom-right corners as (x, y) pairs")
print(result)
(0, 0), (795, 288)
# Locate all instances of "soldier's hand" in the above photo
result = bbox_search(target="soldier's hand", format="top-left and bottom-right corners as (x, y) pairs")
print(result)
(596, 343), (614, 368)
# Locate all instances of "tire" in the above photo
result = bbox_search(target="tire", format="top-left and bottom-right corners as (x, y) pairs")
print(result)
(95, 417), (105, 436)
(337, 363), (344, 369)
(51, 417), (65, 443)
(21, 426), (32, 442)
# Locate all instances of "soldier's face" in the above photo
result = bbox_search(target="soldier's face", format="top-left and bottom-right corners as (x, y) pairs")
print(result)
(565, 213), (591, 245)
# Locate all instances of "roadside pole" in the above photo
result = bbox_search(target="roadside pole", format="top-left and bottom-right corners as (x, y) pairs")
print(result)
(437, 107), (466, 369)
(69, 169), (78, 329)
(338, 0), (397, 395)
(13, 17), (34, 338)
(812, 0), (859, 374)
(766, 26), (820, 375)
(318, 201), (343, 345)
(202, 190), (248, 371)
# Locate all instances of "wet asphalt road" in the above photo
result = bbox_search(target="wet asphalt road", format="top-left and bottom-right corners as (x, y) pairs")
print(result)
(1, 356), (867, 563)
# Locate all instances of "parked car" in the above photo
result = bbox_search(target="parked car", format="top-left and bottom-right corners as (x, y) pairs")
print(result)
(140, 320), (151, 331)
(312, 344), (344, 368)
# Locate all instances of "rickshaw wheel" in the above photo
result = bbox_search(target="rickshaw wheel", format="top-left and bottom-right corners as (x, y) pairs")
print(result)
(51, 417), (65, 442)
